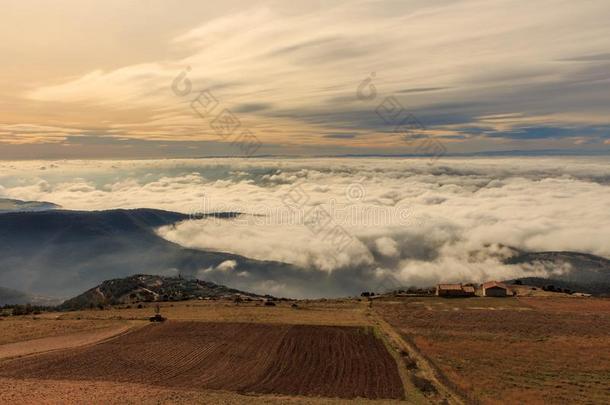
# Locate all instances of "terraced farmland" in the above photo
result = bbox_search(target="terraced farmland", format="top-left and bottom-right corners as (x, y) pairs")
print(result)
(0, 321), (404, 400)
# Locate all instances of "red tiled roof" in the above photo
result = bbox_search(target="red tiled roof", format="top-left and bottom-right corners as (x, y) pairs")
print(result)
(482, 281), (508, 290)
(437, 284), (463, 291)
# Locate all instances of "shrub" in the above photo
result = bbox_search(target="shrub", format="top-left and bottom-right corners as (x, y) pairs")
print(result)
(411, 376), (437, 394)
(402, 353), (418, 370)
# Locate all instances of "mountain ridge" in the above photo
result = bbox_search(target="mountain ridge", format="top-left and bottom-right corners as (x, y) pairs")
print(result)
(503, 250), (610, 295)
(59, 274), (268, 310)
(0, 198), (60, 213)
(0, 286), (62, 306)
(2, 208), (609, 299)
(0, 208), (302, 298)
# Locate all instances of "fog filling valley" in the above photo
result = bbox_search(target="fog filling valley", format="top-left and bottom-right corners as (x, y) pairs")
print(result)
(2, 157), (609, 298)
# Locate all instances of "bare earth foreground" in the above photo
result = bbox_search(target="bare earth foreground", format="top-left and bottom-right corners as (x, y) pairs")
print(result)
(0, 322), (137, 360)
(1, 297), (609, 404)
(375, 297), (610, 404)
(0, 320), (404, 402)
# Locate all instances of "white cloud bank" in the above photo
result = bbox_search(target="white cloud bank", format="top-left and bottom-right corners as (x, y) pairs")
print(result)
(1, 157), (609, 296)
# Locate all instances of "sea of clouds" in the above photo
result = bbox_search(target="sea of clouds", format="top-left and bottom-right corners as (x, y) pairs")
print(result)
(1, 157), (609, 297)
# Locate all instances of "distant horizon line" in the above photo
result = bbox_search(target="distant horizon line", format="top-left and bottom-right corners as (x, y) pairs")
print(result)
(2, 148), (610, 161)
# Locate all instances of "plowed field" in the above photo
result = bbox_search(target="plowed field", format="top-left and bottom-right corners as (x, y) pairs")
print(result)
(0, 321), (404, 400)
(376, 297), (610, 404)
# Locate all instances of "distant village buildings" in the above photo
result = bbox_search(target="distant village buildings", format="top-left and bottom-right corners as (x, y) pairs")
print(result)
(364, 279), (584, 299)
(436, 284), (476, 297)
(481, 281), (509, 297)
(435, 281), (510, 297)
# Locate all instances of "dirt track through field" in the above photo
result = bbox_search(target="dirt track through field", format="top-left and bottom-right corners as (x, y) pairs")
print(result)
(0, 322), (404, 400)
(0, 322), (137, 360)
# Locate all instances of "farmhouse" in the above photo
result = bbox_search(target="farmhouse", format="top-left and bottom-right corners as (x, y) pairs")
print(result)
(482, 281), (509, 297)
(436, 284), (475, 297)
(462, 285), (476, 295)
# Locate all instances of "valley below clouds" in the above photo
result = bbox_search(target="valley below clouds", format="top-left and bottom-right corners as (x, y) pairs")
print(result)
(1, 156), (609, 298)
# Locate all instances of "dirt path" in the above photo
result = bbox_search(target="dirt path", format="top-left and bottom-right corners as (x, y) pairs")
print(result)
(368, 307), (466, 405)
(0, 321), (143, 360)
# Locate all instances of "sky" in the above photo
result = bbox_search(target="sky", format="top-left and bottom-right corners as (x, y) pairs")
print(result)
(2, 0), (610, 159)
(1, 156), (609, 297)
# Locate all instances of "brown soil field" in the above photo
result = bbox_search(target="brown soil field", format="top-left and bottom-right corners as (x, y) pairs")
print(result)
(0, 377), (404, 405)
(0, 321), (404, 401)
(50, 300), (371, 326)
(519, 296), (610, 313)
(0, 322), (139, 360)
(0, 318), (125, 345)
(375, 297), (610, 404)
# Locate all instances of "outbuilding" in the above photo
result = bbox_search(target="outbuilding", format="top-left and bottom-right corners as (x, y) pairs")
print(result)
(482, 281), (509, 297)
(436, 284), (475, 297)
